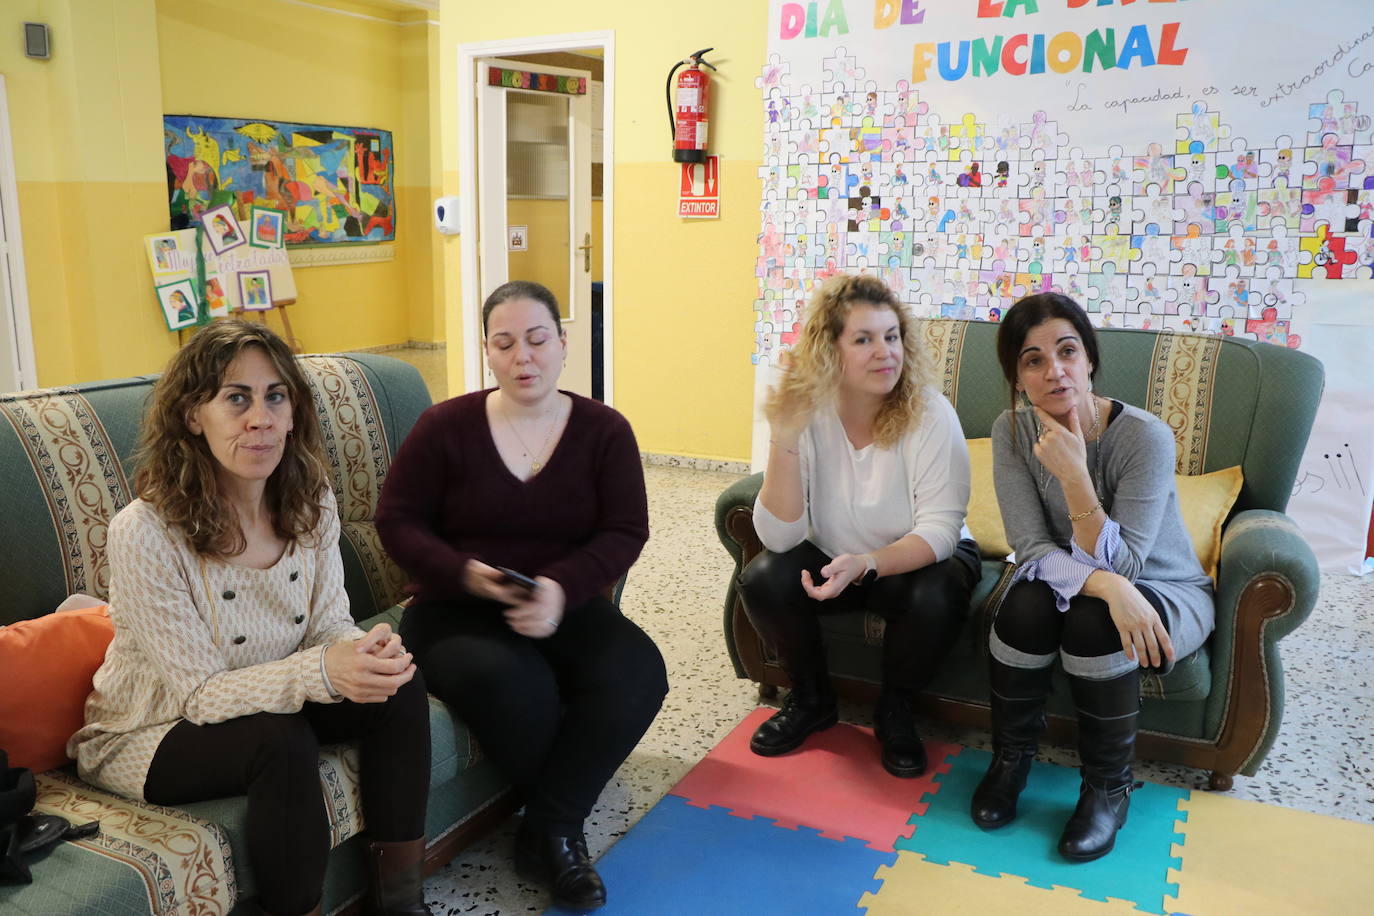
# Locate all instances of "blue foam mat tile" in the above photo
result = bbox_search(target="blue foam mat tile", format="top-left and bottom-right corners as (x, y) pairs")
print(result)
(895, 748), (1186, 914)
(545, 794), (897, 915)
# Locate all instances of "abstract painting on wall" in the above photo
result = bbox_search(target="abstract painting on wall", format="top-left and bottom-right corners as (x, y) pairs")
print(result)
(164, 114), (395, 245)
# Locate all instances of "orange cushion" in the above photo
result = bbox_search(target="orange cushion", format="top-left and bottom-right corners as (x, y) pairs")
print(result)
(0, 606), (113, 772)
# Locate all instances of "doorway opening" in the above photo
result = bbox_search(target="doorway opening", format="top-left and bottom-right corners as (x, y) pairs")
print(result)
(458, 33), (613, 403)
(0, 75), (37, 392)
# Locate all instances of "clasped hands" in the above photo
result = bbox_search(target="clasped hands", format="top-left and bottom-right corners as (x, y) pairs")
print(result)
(464, 559), (565, 639)
(323, 622), (415, 703)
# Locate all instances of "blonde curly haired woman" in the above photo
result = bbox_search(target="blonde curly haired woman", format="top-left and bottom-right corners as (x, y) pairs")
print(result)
(739, 274), (979, 777)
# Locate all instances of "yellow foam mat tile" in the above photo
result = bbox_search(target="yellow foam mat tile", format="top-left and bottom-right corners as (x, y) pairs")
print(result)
(1166, 791), (1374, 914)
(860, 851), (1145, 914)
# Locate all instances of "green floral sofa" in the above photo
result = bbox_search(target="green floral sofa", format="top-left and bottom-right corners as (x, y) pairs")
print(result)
(716, 321), (1324, 791)
(0, 354), (514, 914)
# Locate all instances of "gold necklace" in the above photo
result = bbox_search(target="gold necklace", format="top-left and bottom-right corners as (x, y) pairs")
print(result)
(1082, 393), (1102, 442)
(501, 395), (561, 473)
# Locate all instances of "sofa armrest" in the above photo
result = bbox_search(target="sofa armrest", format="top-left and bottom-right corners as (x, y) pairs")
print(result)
(1203, 509), (1320, 779)
(715, 473), (765, 678)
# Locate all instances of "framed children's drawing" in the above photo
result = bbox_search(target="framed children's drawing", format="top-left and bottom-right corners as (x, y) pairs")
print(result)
(145, 234), (186, 275)
(204, 274), (230, 318)
(154, 279), (201, 330)
(250, 205), (285, 249)
(201, 203), (246, 255)
(236, 269), (273, 311)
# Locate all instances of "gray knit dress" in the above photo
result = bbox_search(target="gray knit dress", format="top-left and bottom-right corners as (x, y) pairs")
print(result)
(990, 402), (1214, 678)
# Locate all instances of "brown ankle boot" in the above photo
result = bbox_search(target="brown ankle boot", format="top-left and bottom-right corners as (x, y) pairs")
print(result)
(364, 837), (432, 915)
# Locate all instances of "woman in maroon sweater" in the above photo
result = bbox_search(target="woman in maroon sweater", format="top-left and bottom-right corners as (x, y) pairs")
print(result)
(376, 281), (666, 912)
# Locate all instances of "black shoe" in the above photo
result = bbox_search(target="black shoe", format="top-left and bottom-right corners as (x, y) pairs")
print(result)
(749, 675), (838, 756)
(1058, 669), (1141, 862)
(873, 692), (926, 778)
(969, 661), (1051, 830)
(970, 744), (1036, 829)
(514, 822), (606, 910)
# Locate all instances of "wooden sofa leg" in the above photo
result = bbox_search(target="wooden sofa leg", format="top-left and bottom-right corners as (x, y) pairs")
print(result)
(1208, 771), (1235, 791)
(759, 683), (779, 701)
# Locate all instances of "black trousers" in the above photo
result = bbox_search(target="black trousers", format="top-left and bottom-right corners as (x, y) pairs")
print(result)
(737, 539), (981, 695)
(401, 595), (667, 836)
(143, 673), (431, 916)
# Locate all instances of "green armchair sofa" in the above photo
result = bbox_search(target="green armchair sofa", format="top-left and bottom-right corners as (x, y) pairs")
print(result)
(716, 320), (1324, 790)
(0, 353), (514, 914)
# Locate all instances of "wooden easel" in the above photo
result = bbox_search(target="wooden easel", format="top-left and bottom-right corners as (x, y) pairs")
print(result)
(178, 302), (302, 353)
(239, 300), (302, 353)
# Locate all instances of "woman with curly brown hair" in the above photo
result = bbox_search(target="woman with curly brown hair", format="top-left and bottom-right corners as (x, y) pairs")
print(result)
(69, 320), (433, 916)
(739, 274), (979, 777)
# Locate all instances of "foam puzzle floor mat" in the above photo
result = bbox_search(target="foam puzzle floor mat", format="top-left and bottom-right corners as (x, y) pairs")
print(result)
(546, 707), (1374, 915)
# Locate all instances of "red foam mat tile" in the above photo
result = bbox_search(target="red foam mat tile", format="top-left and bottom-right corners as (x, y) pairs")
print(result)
(667, 706), (961, 852)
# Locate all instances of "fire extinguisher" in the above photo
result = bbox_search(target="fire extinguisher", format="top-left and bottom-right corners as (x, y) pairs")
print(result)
(667, 48), (717, 164)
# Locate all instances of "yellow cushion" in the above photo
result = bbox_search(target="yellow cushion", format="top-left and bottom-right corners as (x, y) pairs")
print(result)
(966, 438), (1011, 559)
(965, 438), (1242, 580)
(1176, 466), (1244, 581)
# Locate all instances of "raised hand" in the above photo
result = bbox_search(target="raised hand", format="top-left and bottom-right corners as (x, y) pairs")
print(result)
(764, 351), (816, 447)
(1032, 405), (1090, 486)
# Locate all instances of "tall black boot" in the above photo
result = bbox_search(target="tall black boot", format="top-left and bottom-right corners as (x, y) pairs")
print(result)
(970, 660), (1052, 829)
(1059, 669), (1141, 861)
(749, 672), (838, 756)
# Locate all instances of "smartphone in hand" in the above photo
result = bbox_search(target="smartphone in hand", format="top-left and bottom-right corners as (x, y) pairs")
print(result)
(494, 566), (539, 592)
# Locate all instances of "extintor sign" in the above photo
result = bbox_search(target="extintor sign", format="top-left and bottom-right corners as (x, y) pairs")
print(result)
(678, 155), (721, 219)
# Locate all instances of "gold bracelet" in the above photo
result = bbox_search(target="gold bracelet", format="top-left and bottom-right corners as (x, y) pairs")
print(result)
(1068, 502), (1102, 522)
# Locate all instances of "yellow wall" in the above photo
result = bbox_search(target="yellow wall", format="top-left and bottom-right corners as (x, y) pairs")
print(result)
(2, 0), (172, 385)
(1, 0), (443, 387)
(4, 0), (758, 458)
(438, 1), (764, 462)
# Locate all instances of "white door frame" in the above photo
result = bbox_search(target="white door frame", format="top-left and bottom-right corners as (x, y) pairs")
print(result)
(0, 75), (38, 391)
(457, 32), (614, 405)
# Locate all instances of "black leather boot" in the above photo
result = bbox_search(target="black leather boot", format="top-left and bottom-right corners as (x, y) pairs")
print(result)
(363, 837), (433, 915)
(873, 690), (926, 778)
(514, 820), (606, 910)
(970, 661), (1052, 829)
(1059, 669), (1141, 862)
(749, 673), (838, 756)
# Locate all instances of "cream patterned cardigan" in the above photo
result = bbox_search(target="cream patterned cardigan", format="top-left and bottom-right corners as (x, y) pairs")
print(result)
(69, 488), (365, 801)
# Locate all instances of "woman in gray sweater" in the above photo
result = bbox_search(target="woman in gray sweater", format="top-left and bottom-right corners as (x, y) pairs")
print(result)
(970, 293), (1213, 861)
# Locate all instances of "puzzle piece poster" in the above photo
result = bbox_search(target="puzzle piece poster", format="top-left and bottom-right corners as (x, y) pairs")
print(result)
(752, 0), (1374, 570)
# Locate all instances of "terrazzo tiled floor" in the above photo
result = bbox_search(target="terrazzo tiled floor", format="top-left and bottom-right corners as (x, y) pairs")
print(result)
(365, 347), (1374, 913)
(414, 462), (1374, 914)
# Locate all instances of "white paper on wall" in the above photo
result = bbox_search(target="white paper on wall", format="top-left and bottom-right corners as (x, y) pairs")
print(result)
(1288, 385), (1374, 574)
(1285, 318), (1374, 574)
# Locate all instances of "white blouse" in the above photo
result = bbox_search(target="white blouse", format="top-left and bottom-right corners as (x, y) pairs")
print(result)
(754, 387), (971, 561)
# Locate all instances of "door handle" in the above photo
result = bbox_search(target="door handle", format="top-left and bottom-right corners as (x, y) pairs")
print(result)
(577, 232), (592, 273)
